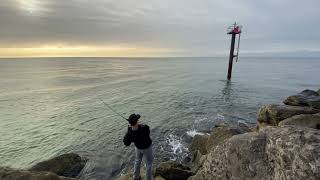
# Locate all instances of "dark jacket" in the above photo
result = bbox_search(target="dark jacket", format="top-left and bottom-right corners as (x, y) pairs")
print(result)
(123, 124), (152, 149)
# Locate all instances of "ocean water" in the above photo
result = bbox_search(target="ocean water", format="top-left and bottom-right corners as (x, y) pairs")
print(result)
(0, 57), (319, 179)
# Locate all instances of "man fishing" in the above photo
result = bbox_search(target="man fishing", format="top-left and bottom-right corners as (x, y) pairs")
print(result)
(123, 114), (153, 180)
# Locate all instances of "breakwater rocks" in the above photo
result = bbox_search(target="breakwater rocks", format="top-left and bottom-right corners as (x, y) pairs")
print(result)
(0, 153), (87, 180)
(119, 89), (320, 180)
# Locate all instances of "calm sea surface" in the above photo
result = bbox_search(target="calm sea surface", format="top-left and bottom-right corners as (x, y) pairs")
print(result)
(0, 57), (319, 179)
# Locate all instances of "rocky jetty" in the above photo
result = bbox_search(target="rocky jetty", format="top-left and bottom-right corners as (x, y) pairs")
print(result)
(279, 112), (320, 129)
(257, 104), (319, 129)
(118, 88), (320, 180)
(190, 126), (320, 180)
(29, 153), (87, 178)
(0, 167), (74, 180)
(284, 89), (320, 109)
(155, 161), (193, 180)
(0, 153), (86, 180)
(257, 89), (320, 129)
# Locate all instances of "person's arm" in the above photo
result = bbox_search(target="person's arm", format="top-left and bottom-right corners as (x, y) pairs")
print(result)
(145, 125), (150, 136)
(123, 128), (132, 146)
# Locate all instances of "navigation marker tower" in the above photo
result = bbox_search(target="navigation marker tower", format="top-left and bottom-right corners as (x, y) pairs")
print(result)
(227, 22), (242, 80)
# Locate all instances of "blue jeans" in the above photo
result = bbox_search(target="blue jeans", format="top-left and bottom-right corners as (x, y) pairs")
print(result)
(133, 145), (153, 180)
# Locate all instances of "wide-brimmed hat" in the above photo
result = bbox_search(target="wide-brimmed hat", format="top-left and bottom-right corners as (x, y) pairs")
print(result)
(127, 113), (141, 125)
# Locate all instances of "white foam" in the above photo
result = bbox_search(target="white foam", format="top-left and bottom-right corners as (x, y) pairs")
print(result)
(166, 134), (187, 154)
(237, 120), (248, 126)
(186, 129), (204, 137)
(215, 114), (225, 121)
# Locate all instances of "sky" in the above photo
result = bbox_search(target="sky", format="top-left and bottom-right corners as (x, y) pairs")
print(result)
(0, 0), (320, 57)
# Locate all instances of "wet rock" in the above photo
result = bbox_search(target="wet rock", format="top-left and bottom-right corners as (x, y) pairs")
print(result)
(284, 89), (320, 109)
(182, 134), (193, 144)
(190, 126), (320, 180)
(279, 112), (320, 129)
(213, 123), (227, 128)
(182, 156), (192, 165)
(29, 153), (87, 178)
(189, 135), (209, 155)
(257, 104), (319, 129)
(155, 161), (193, 180)
(0, 166), (74, 180)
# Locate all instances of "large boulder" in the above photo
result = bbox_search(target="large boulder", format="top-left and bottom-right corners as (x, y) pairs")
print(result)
(190, 125), (251, 174)
(155, 161), (193, 180)
(279, 112), (320, 129)
(189, 135), (209, 155)
(190, 150), (206, 174)
(257, 104), (319, 129)
(0, 167), (74, 180)
(284, 89), (320, 109)
(190, 126), (320, 180)
(29, 153), (87, 178)
(206, 125), (250, 152)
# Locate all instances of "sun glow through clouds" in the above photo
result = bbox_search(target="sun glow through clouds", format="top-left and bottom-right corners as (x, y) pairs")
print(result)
(0, 45), (179, 58)
(16, 0), (43, 14)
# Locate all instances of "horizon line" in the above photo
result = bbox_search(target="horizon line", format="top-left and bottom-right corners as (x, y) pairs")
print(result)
(0, 55), (319, 59)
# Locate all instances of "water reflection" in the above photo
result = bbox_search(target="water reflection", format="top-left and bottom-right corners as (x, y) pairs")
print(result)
(221, 80), (234, 103)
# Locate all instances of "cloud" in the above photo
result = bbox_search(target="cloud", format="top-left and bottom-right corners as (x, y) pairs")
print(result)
(0, 0), (320, 56)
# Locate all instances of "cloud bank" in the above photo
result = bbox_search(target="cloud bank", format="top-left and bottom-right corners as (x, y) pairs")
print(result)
(1, 0), (320, 57)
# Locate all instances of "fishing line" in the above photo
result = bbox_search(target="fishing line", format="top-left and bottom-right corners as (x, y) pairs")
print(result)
(98, 97), (128, 121)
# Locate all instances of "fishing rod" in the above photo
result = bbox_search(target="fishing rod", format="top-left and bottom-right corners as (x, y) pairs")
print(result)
(98, 97), (128, 121)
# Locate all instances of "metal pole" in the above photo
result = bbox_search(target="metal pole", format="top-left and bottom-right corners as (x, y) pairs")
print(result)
(227, 33), (236, 80)
(236, 33), (241, 62)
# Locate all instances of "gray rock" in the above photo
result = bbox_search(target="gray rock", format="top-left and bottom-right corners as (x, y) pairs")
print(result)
(318, 89), (320, 95)
(29, 153), (87, 178)
(206, 125), (250, 152)
(284, 89), (320, 109)
(189, 124), (251, 156)
(155, 176), (166, 180)
(279, 112), (320, 129)
(117, 168), (147, 180)
(189, 135), (209, 155)
(257, 104), (319, 129)
(182, 156), (192, 165)
(191, 150), (206, 174)
(155, 161), (193, 180)
(117, 172), (144, 180)
(0, 166), (74, 180)
(189, 126), (320, 180)
(307, 96), (320, 109)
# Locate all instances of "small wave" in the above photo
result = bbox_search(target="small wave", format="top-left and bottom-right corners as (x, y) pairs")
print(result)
(166, 134), (187, 155)
(194, 117), (207, 124)
(215, 113), (225, 121)
(186, 129), (204, 137)
(237, 120), (248, 127)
